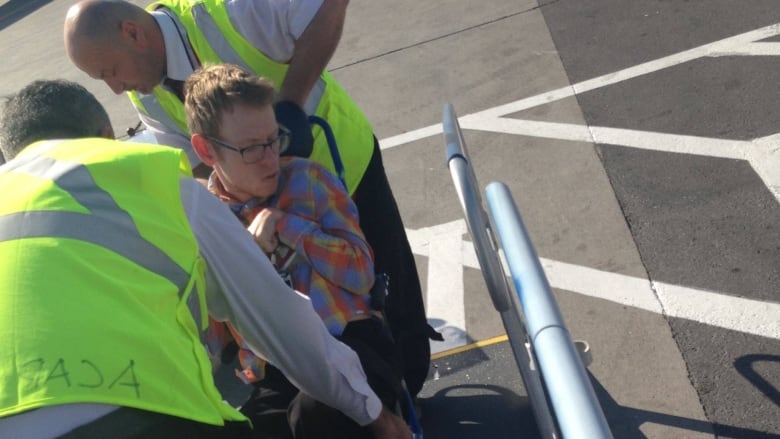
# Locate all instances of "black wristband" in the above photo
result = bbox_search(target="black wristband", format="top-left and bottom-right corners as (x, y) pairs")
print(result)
(274, 101), (314, 158)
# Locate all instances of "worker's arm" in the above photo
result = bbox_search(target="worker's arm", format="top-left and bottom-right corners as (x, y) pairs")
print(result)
(228, 0), (348, 107)
(278, 0), (348, 106)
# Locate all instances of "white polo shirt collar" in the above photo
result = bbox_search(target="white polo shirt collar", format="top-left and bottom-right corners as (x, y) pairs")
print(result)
(151, 9), (199, 85)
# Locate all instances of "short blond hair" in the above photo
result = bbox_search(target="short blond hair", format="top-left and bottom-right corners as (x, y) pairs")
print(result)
(184, 63), (276, 137)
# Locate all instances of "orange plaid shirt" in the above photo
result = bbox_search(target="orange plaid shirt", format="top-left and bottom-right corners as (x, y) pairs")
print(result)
(206, 157), (375, 383)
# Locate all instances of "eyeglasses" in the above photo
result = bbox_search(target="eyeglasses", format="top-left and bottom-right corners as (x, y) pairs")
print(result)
(207, 126), (290, 164)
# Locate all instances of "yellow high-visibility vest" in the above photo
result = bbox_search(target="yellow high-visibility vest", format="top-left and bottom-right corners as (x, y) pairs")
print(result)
(0, 138), (246, 425)
(129, 0), (374, 194)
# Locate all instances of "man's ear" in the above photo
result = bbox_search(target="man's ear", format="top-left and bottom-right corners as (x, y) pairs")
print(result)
(120, 20), (147, 48)
(100, 126), (115, 140)
(191, 134), (218, 167)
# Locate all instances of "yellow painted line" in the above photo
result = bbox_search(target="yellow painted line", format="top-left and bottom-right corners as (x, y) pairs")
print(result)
(430, 334), (509, 360)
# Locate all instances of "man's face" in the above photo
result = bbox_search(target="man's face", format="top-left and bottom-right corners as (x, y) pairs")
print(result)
(69, 36), (163, 95)
(212, 103), (281, 203)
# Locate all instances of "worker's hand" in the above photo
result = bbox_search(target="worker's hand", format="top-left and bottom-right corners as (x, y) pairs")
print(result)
(367, 406), (412, 439)
(275, 100), (313, 158)
(247, 208), (285, 253)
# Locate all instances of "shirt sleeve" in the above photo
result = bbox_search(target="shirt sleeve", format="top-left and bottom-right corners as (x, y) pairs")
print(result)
(179, 178), (381, 426)
(276, 161), (375, 295)
(225, 0), (325, 62)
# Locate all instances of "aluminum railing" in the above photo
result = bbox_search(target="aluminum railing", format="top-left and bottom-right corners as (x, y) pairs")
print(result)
(443, 103), (613, 439)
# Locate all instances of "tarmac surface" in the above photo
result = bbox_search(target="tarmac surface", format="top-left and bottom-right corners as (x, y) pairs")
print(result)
(1, 1), (779, 438)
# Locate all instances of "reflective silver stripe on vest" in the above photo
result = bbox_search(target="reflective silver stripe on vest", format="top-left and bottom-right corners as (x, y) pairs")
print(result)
(190, 4), (326, 115)
(138, 93), (189, 138)
(304, 79), (326, 116)
(0, 153), (190, 296)
(188, 282), (204, 330)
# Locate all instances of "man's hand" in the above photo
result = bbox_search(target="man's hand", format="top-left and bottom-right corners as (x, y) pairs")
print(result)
(367, 407), (412, 439)
(247, 207), (285, 253)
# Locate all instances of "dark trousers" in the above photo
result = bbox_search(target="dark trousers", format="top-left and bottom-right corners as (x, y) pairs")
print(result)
(240, 317), (403, 439)
(352, 138), (440, 398)
(58, 407), (253, 439)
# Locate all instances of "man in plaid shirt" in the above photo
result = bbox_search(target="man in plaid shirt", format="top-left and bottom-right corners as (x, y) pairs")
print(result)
(186, 64), (402, 439)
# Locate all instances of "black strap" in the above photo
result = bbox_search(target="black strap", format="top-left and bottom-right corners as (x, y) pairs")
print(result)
(163, 77), (186, 102)
(57, 407), (169, 439)
(57, 407), (253, 439)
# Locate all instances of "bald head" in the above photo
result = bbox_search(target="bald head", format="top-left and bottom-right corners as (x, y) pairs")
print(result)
(65, 1), (149, 50)
(64, 0), (166, 95)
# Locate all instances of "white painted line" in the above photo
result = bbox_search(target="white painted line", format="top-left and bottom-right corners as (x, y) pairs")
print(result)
(588, 126), (746, 160)
(379, 123), (443, 150)
(538, 258), (664, 315)
(378, 23), (780, 151)
(406, 219), (466, 257)
(425, 224), (466, 332)
(461, 114), (780, 208)
(461, 113), (780, 205)
(654, 281), (780, 339)
(461, 229), (779, 340)
(426, 222), (467, 354)
(392, 23), (780, 353)
(462, 117), (748, 160)
(459, 115), (594, 144)
(460, 239), (663, 315)
(747, 135), (780, 200)
(474, 23), (780, 120)
(406, 221), (470, 353)
(708, 42), (780, 57)
(411, 221), (780, 340)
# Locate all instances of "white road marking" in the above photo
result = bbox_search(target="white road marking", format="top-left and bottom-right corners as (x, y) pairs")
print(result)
(407, 221), (469, 354)
(654, 281), (780, 339)
(409, 221), (780, 340)
(536, 257), (664, 315)
(380, 23), (780, 150)
(380, 123), (444, 150)
(708, 42), (780, 57)
(461, 115), (780, 201)
(460, 117), (748, 159)
(389, 23), (780, 349)
(381, 23), (780, 201)
(747, 134), (780, 200)
(461, 117), (780, 203)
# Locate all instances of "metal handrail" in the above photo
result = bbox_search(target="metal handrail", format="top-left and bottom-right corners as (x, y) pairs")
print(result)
(444, 103), (560, 438)
(443, 104), (511, 312)
(443, 103), (613, 438)
(485, 182), (613, 439)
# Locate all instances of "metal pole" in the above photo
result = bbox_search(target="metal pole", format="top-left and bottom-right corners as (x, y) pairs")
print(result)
(485, 182), (613, 439)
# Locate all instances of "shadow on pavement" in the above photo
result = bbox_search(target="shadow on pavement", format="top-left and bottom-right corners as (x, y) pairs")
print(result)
(592, 369), (779, 438)
(0, 0), (52, 32)
(420, 383), (539, 439)
(419, 339), (779, 438)
(418, 341), (538, 438)
(735, 354), (780, 407)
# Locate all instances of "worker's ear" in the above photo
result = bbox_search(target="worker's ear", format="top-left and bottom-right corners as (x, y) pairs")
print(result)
(120, 20), (147, 48)
(100, 126), (115, 140)
(191, 134), (218, 167)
